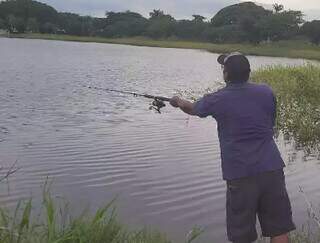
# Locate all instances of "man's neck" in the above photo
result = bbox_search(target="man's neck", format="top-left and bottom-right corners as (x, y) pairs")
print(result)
(226, 81), (248, 87)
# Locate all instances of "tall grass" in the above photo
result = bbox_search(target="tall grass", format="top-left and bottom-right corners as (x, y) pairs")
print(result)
(252, 64), (320, 154)
(0, 186), (203, 243)
(0, 190), (172, 243)
(182, 64), (320, 155)
(1, 192), (320, 243)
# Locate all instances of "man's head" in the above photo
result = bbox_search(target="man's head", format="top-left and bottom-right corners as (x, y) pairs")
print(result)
(217, 52), (251, 84)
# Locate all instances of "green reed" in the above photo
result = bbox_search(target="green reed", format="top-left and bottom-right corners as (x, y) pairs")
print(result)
(0, 186), (203, 243)
(259, 215), (320, 243)
(1, 192), (319, 243)
(180, 64), (320, 155)
(252, 64), (320, 154)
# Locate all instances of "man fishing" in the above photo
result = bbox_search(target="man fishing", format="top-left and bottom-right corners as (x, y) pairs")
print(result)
(169, 53), (296, 243)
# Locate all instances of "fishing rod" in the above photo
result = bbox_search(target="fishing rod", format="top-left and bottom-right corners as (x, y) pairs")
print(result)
(86, 86), (171, 113)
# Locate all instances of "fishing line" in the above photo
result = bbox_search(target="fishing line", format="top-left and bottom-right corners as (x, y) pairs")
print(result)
(85, 85), (171, 113)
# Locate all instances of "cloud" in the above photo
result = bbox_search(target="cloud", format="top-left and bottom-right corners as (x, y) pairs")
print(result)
(303, 9), (320, 21)
(38, 0), (239, 19)
(252, 0), (319, 10)
(251, 0), (320, 20)
(10, 0), (319, 20)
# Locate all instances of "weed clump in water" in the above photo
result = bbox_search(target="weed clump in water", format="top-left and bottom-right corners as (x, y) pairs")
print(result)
(0, 188), (173, 243)
(0, 184), (204, 243)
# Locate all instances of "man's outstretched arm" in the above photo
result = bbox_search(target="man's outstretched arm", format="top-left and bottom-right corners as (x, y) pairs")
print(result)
(170, 96), (196, 116)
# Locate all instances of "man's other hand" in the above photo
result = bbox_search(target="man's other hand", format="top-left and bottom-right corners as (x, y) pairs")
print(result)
(170, 97), (196, 116)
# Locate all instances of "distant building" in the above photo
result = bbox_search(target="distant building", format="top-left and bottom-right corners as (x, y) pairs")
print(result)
(56, 29), (66, 34)
(0, 29), (8, 35)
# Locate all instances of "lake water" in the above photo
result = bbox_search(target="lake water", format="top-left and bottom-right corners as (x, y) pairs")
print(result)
(0, 38), (319, 242)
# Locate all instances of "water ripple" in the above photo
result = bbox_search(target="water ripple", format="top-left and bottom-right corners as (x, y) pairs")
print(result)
(0, 38), (318, 243)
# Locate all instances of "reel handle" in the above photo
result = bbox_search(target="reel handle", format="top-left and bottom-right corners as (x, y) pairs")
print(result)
(156, 96), (171, 102)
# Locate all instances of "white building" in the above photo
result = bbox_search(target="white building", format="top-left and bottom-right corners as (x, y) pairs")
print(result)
(0, 29), (7, 35)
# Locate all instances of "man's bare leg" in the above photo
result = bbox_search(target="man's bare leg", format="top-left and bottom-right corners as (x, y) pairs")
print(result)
(271, 234), (289, 243)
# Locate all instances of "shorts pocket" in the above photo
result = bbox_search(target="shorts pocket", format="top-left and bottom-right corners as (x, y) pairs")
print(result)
(227, 183), (246, 213)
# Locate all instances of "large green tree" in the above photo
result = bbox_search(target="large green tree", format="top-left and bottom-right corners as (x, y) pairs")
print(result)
(58, 13), (96, 36)
(174, 19), (208, 40)
(6, 14), (25, 33)
(103, 11), (147, 37)
(203, 25), (246, 43)
(147, 10), (175, 38)
(211, 2), (271, 27)
(273, 3), (284, 13)
(0, 18), (5, 29)
(257, 10), (304, 41)
(39, 22), (57, 33)
(301, 21), (320, 45)
(81, 16), (95, 36)
(58, 13), (84, 35)
(0, 0), (313, 45)
(0, 0), (58, 25)
(192, 15), (206, 23)
(173, 15), (208, 40)
(26, 17), (39, 32)
(149, 9), (165, 19)
(239, 16), (262, 44)
(209, 2), (272, 43)
(209, 2), (303, 43)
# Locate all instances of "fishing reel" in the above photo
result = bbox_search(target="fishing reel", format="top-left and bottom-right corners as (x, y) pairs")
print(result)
(149, 98), (166, 113)
(86, 85), (170, 114)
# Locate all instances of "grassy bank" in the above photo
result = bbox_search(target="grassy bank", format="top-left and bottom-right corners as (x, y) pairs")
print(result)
(4, 33), (320, 61)
(0, 189), (203, 243)
(252, 64), (320, 154)
(185, 64), (320, 154)
(0, 191), (319, 243)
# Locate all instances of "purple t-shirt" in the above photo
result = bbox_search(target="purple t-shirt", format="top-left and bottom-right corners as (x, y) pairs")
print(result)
(194, 82), (285, 180)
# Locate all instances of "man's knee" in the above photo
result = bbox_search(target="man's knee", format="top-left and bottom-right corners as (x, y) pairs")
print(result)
(232, 240), (255, 243)
(271, 233), (289, 243)
(233, 241), (254, 243)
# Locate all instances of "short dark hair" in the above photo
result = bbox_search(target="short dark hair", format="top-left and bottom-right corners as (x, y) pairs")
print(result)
(218, 53), (251, 83)
(224, 65), (251, 83)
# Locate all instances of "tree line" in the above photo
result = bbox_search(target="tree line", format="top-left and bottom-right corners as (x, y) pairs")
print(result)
(1, 0), (320, 45)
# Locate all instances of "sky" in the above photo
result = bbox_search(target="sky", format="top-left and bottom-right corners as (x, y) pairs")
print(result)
(257, 0), (320, 20)
(27, 0), (320, 20)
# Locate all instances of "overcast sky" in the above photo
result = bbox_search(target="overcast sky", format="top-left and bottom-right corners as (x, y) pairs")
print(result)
(36, 0), (320, 20)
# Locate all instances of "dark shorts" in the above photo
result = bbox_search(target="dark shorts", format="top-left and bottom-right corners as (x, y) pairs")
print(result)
(226, 170), (296, 243)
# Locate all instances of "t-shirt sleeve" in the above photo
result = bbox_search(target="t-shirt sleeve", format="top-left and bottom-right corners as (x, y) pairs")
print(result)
(193, 92), (221, 118)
